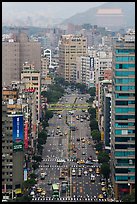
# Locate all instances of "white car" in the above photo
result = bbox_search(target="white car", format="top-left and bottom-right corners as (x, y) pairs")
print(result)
(30, 191), (35, 196)
(84, 170), (88, 176)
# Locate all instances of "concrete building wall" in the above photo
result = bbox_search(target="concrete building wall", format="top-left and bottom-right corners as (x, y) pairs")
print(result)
(59, 34), (87, 82)
(111, 32), (135, 199)
(2, 32), (41, 87)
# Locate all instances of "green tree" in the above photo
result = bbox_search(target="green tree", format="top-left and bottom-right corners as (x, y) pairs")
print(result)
(88, 107), (96, 118)
(14, 195), (32, 202)
(87, 87), (96, 96)
(75, 83), (87, 93)
(32, 162), (39, 170)
(98, 151), (109, 163)
(90, 119), (98, 131)
(54, 76), (66, 85)
(32, 155), (42, 163)
(91, 129), (101, 142)
(95, 142), (103, 152)
(38, 130), (47, 139)
(29, 173), (38, 179)
(37, 137), (46, 145)
(23, 178), (36, 191)
(37, 143), (43, 155)
(100, 162), (110, 180)
(121, 189), (135, 202)
(45, 110), (53, 119)
(86, 96), (94, 104)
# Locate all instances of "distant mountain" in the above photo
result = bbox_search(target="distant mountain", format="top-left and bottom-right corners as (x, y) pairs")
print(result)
(61, 2), (135, 29)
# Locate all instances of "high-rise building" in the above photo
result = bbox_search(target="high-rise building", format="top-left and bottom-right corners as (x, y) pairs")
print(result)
(58, 34), (87, 82)
(111, 31), (135, 199)
(2, 32), (41, 87)
(2, 98), (24, 200)
(21, 62), (41, 122)
(76, 56), (94, 88)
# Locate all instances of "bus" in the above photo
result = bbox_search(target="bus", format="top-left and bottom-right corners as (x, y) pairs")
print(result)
(52, 183), (60, 199)
(90, 174), (95, 182)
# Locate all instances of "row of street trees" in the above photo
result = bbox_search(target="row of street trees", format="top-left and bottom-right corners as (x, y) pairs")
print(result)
(87, 88), (110, 182)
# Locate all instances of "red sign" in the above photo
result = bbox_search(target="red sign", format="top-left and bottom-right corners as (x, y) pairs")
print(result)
(24, 122), (28, 149)
(23, 88), (35, 93)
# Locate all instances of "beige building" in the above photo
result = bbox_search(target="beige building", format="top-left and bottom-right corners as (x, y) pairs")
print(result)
(21, 62), (41, 121)
(2, 32), (41, 87)
(58, 34), (87, 82)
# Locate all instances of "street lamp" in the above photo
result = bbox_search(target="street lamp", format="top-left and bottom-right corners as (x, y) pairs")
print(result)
(128, 183), (132, 195)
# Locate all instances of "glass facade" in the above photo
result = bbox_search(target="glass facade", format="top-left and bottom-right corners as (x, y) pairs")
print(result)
(111, 34), (135, 199)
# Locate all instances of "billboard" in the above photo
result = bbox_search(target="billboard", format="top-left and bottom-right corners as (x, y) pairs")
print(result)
(90, 57), (94, 71)
(12, 115), (24, 151)
(23, 88), (35, 93)
(24, 169), (28, 181)
(24, 122), (28, 149)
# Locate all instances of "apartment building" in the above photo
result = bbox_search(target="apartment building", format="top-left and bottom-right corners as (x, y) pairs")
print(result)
(76, 56), (94, 88)
(2, 100), (24, 199)
(2, 32), (41, 87)
(21, 62), (41, 122)
(58, 34), (87, 82)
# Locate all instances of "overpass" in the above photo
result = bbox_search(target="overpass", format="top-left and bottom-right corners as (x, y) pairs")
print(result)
(48, 103), (91, 111)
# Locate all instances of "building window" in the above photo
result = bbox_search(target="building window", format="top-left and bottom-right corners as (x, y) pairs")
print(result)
(32, 77), (38, 80)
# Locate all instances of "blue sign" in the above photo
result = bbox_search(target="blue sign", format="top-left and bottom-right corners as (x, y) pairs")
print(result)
(24, 169), (28, 181)
(12, 115), (24, 142)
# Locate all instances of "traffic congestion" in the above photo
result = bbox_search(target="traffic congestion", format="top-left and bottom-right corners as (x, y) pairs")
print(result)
(31, 89), (109, 202)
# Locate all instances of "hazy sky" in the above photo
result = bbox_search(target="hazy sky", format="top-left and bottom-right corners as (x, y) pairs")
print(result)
(2, 2), (106, 19)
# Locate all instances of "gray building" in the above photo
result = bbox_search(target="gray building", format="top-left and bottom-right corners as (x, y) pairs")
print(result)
(2, 32), (41, 87)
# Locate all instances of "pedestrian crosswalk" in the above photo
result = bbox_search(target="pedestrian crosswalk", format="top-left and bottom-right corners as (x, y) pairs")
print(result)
(44, 158), (74, 162)
(42, 164), (79, 168)
(32, 197), (107, 202)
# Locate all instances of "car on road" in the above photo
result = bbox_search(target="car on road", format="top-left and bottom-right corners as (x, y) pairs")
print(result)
(30, 191), (35, 196)
(98, 194), (103, 199)
(82, 152), (86, 155)
(41, 190), (46, 196)
(77, 160), (85, 164)
(88, 168), (92, 173)
(101, 182), (106, 186)
(84, 170), (88, 176)
(61, 184), (67, 193)
(48, 180), (52, 185)
(36, 187), (43, 193)
(101, 187), (106, 192)
(78, 169), (82, 176)
(95, 150), (99, 155)
(85, 160), (93, 165)
(96, 167), (100, 174)
(71, 169), (76, 176)
(90, 174), (95, 182)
